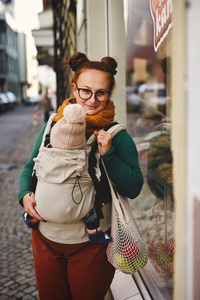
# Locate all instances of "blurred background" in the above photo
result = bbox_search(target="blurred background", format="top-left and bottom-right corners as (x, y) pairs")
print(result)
(0, 0), (57, 113)
(0, 1), (199, 300)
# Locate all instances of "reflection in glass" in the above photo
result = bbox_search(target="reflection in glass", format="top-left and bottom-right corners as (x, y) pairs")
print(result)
(124, 1), (174, 299)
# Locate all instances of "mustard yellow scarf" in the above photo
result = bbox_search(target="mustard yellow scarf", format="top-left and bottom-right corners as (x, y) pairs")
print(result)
(53, 97), (115, 137)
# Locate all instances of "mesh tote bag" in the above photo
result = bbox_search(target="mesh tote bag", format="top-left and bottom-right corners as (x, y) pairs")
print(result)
(101, 160), (148, 274)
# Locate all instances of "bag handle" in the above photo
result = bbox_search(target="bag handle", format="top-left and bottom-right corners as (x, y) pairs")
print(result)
(100, 158), (129, 223)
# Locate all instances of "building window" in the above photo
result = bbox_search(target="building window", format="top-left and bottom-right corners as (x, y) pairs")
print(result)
(124, 1), (173, 299)
(7, 81), (18, 95)
(0, 50), (7, 74)
(0, 21), (7, 45)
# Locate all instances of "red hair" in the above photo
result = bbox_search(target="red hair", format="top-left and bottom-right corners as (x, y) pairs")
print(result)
(67, 52), (118, 91)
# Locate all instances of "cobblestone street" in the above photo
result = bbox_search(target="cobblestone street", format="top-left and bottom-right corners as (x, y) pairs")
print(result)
(0, 105), (44, 300)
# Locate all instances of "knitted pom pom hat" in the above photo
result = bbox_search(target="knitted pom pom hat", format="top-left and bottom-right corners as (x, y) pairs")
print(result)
(50, 104), (86, 150)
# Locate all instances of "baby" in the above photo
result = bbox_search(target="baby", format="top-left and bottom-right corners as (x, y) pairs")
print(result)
(23, 104), (111, 243)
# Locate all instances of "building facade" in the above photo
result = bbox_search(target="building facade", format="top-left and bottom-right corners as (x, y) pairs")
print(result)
(0, 9), (18, 94)
(0, 3), (27, 98)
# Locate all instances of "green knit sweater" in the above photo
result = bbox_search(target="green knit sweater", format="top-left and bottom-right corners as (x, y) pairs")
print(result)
(18, 123), (143, 204)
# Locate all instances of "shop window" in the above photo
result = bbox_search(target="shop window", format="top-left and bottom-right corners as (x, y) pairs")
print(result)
(124, 1), (173, 299)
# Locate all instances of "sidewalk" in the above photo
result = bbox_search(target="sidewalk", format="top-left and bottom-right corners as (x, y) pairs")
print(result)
(0, 105), (43, 300)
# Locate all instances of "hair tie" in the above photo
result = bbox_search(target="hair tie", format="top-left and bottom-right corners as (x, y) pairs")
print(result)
(113, 70), (117, 75)
(69, 62), (78, 72)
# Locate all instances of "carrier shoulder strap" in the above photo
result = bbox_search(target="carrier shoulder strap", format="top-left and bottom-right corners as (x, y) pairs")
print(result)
(41, 113), (57, 148)
(106, 123), (126, 137)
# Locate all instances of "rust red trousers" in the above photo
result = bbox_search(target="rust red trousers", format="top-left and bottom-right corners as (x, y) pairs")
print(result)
(32, 229), (115, 300)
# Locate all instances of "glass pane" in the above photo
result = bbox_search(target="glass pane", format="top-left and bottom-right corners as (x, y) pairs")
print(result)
(124, 1), (174, 299)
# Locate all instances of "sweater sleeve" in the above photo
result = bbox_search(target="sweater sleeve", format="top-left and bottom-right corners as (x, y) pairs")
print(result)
(101, 130), (143, 199)
(18, 123), (47, 205)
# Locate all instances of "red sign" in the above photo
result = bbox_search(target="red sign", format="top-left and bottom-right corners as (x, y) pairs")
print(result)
(150, 0), (173, 52)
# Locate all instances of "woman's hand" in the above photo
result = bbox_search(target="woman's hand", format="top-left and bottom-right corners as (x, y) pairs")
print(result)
(94, 130), (112, 156)
(23, 193), (45, 222)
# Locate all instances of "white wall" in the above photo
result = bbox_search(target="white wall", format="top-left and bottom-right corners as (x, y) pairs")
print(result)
(77, 0), (87, 54)
(186, 1), (200, 299)
(172, 2), (187, 299)
(86, 0), (106, 60)
(173, 1), (200, 299)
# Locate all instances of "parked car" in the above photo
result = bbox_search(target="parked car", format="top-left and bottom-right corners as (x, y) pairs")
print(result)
(138, 83), (167, 115)
(0, 93), (9, 113)
(138, 83), (166, 96)
(4, 91), (17, 109)
(23, 96), (40, 106)
(126, 83), (168, 115)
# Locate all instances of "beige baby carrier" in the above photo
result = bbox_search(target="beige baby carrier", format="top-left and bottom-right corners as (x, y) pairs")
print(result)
(34, 113), (96, 225)
(33, 113), (126, 243)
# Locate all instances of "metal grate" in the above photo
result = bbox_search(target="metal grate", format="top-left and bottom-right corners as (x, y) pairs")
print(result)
(52, 0), (76, 108)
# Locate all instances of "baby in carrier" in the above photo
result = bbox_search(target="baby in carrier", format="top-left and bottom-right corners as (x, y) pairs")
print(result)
(23, 104), (112, 243)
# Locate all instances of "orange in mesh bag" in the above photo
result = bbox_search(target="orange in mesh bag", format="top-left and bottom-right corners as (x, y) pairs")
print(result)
(101, 160), (148, 274)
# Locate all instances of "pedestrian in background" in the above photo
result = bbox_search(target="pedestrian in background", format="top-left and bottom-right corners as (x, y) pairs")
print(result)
(18, 52), (143, 300)
(38, 91), (54, 123)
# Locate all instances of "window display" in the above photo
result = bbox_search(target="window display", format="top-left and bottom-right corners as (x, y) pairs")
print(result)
(124, 0), (174, 299)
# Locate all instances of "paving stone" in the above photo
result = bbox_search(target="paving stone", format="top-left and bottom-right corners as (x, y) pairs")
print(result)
(28, 279), (37, 286)
(7, 289), (17, 296)
(20, 278), (34, 285)
(0, 287), (9, 294)
(15, 291), (25, 298)
(0, 295), (10, 300)
(24, 286), (37, 294)
(17, 284), (29, 292)
(22, 294), (35, 300)
(3, 280), (15, 287)
(31, 290), (39, 297)
(0, 277), (9, 284)
(10, 283), (19, 290)
(23, 265), (34, 270)
(19, 269), (31, 276)
(14, 275), (26, 283)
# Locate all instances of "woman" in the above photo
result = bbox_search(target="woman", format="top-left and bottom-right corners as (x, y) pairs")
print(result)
(18, 52), (143, 300)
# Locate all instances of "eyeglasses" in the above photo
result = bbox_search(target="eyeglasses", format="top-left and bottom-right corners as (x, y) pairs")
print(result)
(76, 85), (111, 102)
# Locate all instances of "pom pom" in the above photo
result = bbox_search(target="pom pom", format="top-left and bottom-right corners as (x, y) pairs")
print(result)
(63, 104), (86, 123)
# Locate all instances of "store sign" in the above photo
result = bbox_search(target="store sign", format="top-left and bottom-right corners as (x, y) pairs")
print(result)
(150, 0), (173, 52)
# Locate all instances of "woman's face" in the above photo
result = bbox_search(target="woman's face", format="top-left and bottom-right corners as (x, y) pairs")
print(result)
(72, 69), (111, 116)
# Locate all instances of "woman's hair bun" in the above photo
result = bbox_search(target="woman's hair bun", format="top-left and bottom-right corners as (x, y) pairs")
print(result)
(68, 52), (89, 71)
(101, 57), (118, 75)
